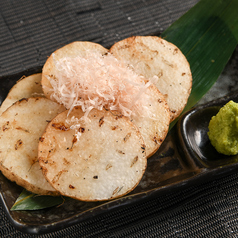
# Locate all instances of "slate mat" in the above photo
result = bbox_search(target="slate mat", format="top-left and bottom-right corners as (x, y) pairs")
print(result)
(1, 0), (238, 237)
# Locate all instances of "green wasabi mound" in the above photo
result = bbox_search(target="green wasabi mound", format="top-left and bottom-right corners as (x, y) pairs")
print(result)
(208, 100), (238, 155)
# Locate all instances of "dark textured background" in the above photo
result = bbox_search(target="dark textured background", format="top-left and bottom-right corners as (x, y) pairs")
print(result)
(1, 0), (238, 237)
(0, 0), (198, 76)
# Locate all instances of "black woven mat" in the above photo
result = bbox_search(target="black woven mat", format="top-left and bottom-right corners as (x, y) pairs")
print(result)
(0, 0), (198, 77)
(1, 0), (238, 237)
(1, 170), (238, 237)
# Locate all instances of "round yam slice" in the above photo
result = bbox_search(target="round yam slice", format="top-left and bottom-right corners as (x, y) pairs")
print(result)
(0, 73), (44, 115)
(131, 83), (170, 157)
(42, 41), (109, 100)
(110, 36), (192, 121)
(0, 97), (66, 195)
(38, 108), (147, 201)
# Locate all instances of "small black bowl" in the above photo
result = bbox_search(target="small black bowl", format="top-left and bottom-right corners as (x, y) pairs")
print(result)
(177, 91), (238, 169)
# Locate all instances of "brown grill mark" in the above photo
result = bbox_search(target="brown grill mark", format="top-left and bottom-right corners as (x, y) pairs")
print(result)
(117, 44), (131, 50)
(157, 71), (163, 78)
(145, 63), (151, 70)
(69, 184), (75, 189)
(137, 42), (158, 60)
(15, 139), (23, 150)
(106, 164), (112, 170)
(2, 121), (10, 131)
(16, 127), (29, 133)
(72, 135), (77, 144)
(170, 109), (177, 114)
(153, 137), (158, 144)
(40, 158), (55, 165)
(182, 73), (186, 76)
(112, 187), (119, 195)
(79, 127), (85, 133)
(115, 115), (123, 120)
(52, 170), (68, 184)
(162, 57), (174, 67)
(111, 126), (118, 130)
(47, 148), (56, 159)
(112, 186), (123, 196)
(99, 117), (104, 127)
(2, 125), (9, 131)
(19, 98), (28, 103)
(41, 158), (49, 164)
(173, 48), (179, 55)
(153, 137), (163, 144)
(130, 156), (138, 167)
(63, 158), (70, 165)
(124, 133), (131, 142)
(117, 150), (125, 154)
(93, 175), (98, 179)
(39, 137), (44, 142)
(52, 123), (69, 131)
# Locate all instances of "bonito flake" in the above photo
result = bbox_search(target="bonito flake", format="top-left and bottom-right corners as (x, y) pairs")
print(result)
(46, 52), (151, 118)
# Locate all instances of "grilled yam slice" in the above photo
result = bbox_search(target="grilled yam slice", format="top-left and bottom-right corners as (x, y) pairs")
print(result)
(42, 41), (109, 100)
(110, 36), (192, 121)
(0, 73), (44, 115)
(130, 82), (170, 157)
(38, 108), (147, 201)
(0, 97), (65, 195)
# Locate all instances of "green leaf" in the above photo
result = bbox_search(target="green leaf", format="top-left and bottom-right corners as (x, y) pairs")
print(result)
(162, 0), (238, 128)
(11, 189), (66, 211)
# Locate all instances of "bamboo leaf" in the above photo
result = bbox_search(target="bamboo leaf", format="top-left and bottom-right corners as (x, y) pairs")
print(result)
(162, 0), (238, 128)
(11, 189), (66, 211)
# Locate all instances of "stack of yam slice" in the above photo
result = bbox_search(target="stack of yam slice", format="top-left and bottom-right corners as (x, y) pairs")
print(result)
(0, 36), (192, 201)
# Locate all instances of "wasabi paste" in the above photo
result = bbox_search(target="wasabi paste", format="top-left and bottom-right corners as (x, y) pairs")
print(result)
(208, 100), (238, 155)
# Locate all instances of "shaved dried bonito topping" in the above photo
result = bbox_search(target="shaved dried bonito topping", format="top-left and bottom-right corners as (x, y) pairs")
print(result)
(45, 52), (151, 118)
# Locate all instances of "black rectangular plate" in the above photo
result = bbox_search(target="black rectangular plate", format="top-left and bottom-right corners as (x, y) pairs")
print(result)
(1, 66), (238, 234)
